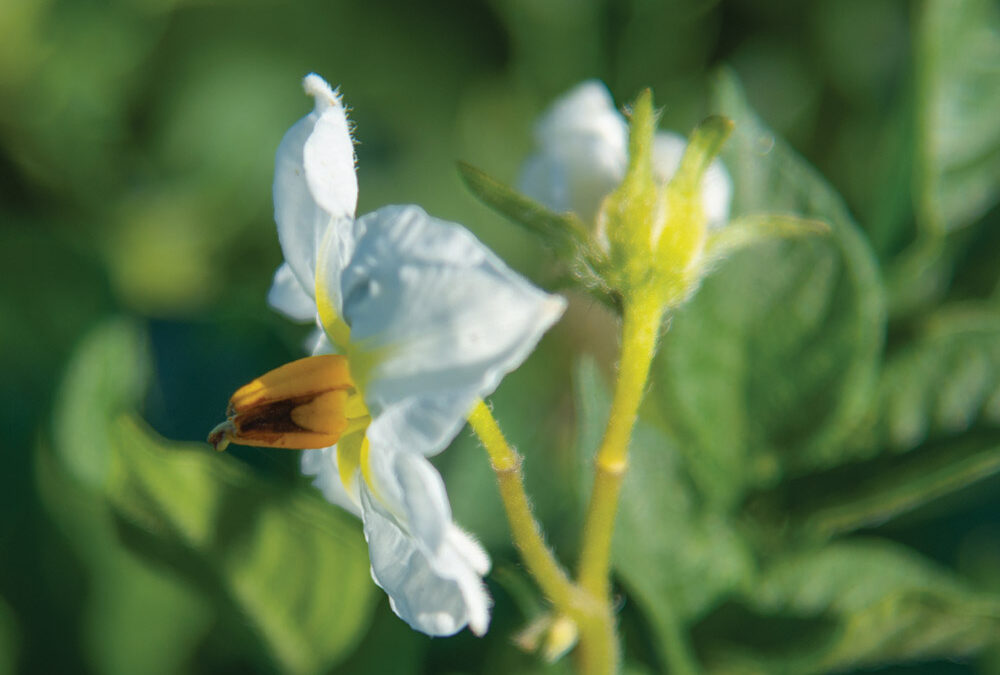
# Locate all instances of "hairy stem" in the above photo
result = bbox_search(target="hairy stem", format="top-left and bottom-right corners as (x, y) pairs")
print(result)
(468, 400), (577, 610)
(577, 289), (664, 601)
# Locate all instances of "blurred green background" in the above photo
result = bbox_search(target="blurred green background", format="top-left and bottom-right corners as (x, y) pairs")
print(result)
(3, 0), (1000, 673)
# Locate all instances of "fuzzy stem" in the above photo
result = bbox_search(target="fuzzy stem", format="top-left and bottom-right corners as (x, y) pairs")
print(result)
(468, 400), (578, 610)
(577, 289), (664, 602)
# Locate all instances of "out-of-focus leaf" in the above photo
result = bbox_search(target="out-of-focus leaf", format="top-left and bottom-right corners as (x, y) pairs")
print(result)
(0, 597), (16, 675)
(36, 434), (214, 675)
(105, 189), (225, 315)
(49, 319), (377, 674)
(874, 306), (1000, 451)
(885, 236), (955, 320)
(650, 69), (884, 507)
(109, 417), (377, 675)
(917, 0), (1000, 233)
(44, 321), (215, 675)
(331, 604), (427, 675)
(791, 433), (1000, 539)
(0, 0), (49, 87)
(729, 37), (822, 149)
(698, 540), (1000, 674)
(0, 2), (167, 203)
(576, 358), (753, 674)
(769, 306), (1000, 538)
(51, 319), (149, 490)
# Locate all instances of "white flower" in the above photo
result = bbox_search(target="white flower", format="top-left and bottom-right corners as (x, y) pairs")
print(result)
(264, 74), (566, 637)
(519, 80), (733, 230)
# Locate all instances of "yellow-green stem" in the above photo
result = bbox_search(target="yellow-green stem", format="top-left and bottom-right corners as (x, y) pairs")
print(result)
(574, 604), (619, 675)
(470, 401), (626, 674)
(577, 289), (664, 601)
(468, 401), (577, 610)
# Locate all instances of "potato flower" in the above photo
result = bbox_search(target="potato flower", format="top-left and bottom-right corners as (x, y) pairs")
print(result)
(519, 80), (732, 232)
(210, 74), (565, 637)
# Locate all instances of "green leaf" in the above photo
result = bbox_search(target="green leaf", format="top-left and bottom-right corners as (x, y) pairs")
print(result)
(48, 319), (377, 674)
(604, 89), (658, 262)
(108, 416), (377, 675)
(0, 596), (16, 675)
(704, 213), (830, 262)
(792, 433), (1000, 539)
(575, 358), (754, 674)
(674, 115), (734, 192)
(331, 605), (427, 675)
(51, 318), (150, 490)
(698, 540), (1000, 674)
(917, 0), (1000, 233)
(771, 306), (1000, 538)
(43, 321), (219, 675)
(873, 306), (1000, 452)
(649, 70), (885, 507)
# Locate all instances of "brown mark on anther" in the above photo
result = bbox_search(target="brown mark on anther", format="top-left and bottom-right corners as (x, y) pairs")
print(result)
(206, 354), (357, 451)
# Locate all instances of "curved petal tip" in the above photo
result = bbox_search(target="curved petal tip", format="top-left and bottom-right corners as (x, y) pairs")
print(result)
(303, 73), (341, 111)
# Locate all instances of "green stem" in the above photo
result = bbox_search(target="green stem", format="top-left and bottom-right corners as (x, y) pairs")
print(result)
(468, 400), (577, 610)
(574, 604), (619, 675)
(577, 289), (664, 601)
(470, 284), (663, 675)
(469, 402), (615, 673)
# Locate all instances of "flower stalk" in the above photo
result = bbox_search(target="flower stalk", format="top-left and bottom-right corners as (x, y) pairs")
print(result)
(471, 283), (664, 674)
(469, 401), (621, 675)
(577, 287), (664, 601)
(468, 400), (577, 610)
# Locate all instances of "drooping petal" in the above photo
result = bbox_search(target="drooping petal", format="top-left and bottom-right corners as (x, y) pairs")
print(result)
(273, 73), (358, 291)
(652, 131), (733, 230)
(340, 205), (566, 456)
(519, 80), (628, 223)
(267, 263), (317, 322)
(359, 450), (490, 636)
(301, 446), (361, 517)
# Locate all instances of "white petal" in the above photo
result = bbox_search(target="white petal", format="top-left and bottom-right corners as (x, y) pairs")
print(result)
(519, 80), (628, 223)
(341, 205), (566, 455)
(448, 525), (491, 577)
(534, 80), (627, 156)
(267, 263), (317, 322)
(653, 131), (733, 230)
(519, 153), (571, 212)
(308, 327), (337, 356)
(364, 445), (450, 552)
(359, 452), (491, 636)
(273, 74), (358, 291)
(701, 157), (733, 230)
(313, 214), (363, 326)
(651, 132), (687, 183)
(300, 446), (361, 517)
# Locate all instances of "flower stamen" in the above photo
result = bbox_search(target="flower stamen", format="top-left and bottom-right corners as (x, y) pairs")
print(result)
(208, 354), (356, 451)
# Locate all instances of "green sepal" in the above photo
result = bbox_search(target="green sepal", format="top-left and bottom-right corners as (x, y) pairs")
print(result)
(458, 161), (591, 257)
(671, 115), (734, 194)
(649, 115), (735, 307)
(458, 161), (610, 294)
(704, 213), (830, 261)
(602, 89), (660, 277)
